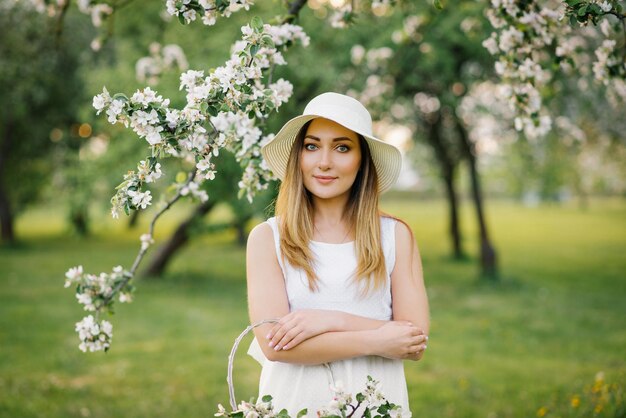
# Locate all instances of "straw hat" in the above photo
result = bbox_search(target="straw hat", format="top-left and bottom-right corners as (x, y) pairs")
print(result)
(261, 92), (402, 193)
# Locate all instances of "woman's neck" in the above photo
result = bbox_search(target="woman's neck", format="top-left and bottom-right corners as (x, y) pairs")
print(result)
(311, 195), (349, 225)
(310, 195), (355, 243)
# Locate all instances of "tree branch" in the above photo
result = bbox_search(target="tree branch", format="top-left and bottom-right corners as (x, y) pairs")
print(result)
(101, 170), (197, 306)
(285, 0), (308, 23)
(54, 0), (71, 46)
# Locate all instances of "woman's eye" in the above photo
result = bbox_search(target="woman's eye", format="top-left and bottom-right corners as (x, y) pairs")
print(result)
(336, 145), (350, 153)
(304, 143), (317, 151)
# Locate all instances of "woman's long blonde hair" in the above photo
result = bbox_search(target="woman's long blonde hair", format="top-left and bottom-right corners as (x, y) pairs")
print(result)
(274, 121), (387, 293)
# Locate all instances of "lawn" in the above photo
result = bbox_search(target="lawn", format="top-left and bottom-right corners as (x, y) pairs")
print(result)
(1, 197), (624, 418)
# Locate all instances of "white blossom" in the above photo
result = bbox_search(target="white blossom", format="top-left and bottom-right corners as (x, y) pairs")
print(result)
(127, 190), (153, 209)
(75, 315), (112, 353)
(498, 27), (524, 52)
(92, 87), (111, 114)
(65, 265), (83, 288)
(90, 4), (112, 27)
(144, 126), (165, 145)
(118, 292), (133, 303)
(106, 99), (125, 124)
(482, 34), (499, 55)
(180, 70), (205, 90)
(269, 79), (293, 107)
(598, 1), (612, 12)
(140, 233), (154, 251)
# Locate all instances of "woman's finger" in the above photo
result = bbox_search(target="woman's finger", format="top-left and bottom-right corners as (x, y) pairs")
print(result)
(266, 322), (281, 341)
(282, 332), (308, 350)
(269, 321), (293, 347)
(275, 326), (302, 350)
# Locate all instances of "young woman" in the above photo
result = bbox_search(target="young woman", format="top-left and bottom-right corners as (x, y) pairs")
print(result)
(246, 92), (429, 416)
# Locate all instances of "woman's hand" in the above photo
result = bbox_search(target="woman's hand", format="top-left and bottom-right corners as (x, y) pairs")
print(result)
(267, 310), (341, 351)
(370, 321), (428, 361)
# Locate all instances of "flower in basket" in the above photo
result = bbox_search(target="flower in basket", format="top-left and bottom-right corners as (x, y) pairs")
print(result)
(216, 376), (409, 418)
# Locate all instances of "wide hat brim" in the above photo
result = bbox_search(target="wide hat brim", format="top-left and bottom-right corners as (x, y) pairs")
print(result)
(262, 114), (402, 194)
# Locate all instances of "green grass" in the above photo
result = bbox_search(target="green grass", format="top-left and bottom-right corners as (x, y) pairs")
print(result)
(1, 198), (625, 418)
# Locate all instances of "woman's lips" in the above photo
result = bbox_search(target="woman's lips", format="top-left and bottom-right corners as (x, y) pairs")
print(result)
(313, 175), (337, 184)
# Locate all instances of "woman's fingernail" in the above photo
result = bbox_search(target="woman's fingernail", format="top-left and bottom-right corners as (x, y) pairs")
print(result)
(282, 345), (289, 350)
(425, 336), (429, 341)
(423, 345), (428, 350)
(266, 333), (272, 339)
(274, 345), (281, 351)
(268, 341), (274, 347)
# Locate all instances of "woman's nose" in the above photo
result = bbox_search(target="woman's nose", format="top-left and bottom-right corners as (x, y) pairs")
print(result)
(318, 148), (332, 170)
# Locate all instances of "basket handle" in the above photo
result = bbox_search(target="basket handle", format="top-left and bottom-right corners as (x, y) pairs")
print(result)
(227, 319), (278, 410)
(227, 319), (336, 411)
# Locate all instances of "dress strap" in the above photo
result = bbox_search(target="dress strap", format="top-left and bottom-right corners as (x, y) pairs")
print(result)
(381, 216), (397, 276)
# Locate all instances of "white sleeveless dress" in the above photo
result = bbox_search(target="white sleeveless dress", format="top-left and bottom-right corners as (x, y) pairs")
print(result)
(247, 216), (411, 417)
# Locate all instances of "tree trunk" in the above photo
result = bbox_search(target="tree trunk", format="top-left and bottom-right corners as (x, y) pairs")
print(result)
(0, 183), (14, 243)
(0, 118), (15, 244)
(233, 215), (252, 247)
(142, 199), (216, 277)
(423, 113), (464, 259)
(454, 116), (498, 280)
(69, 205), (89, 236)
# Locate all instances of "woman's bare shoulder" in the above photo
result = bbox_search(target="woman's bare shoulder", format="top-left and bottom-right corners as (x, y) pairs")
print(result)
(247, 221), (274, 249)
(391, 217), (417, 249)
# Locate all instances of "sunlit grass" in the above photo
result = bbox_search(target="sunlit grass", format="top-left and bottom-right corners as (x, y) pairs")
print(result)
(1, 197), (624, 417)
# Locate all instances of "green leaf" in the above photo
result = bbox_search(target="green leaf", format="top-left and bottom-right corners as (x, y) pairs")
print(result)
(297, 409), (308, 418)
(356, 392), (365, 402)
(177, 13), (186, 25)
(433, 0), (444, 9)
(112, 93), (128, 102)
(261, 35), (275, 48)
(577, 5), (588, 15)
(200, 101), (209, 113)
(261, 395), (273, 402)
(364, 408), (372, 418)
(251, 16), (264, 30)
(250, 44), (260, 57)
(569, 14), (578, 26)
(189, 2), (203, 12)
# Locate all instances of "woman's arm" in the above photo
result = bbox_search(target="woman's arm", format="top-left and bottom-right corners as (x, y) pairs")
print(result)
(267, 309), (387, 351)
(246, 222), (425, 365)
(391, 220), (430, 360)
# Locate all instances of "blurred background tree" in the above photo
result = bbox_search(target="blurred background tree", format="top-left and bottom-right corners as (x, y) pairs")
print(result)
(0, 2), (86, 243)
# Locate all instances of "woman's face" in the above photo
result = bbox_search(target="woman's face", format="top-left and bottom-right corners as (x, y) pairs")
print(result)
(300, 118), (362, 203)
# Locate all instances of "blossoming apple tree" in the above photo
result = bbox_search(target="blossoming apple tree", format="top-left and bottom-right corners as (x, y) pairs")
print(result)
(19, 0), (625, 351)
